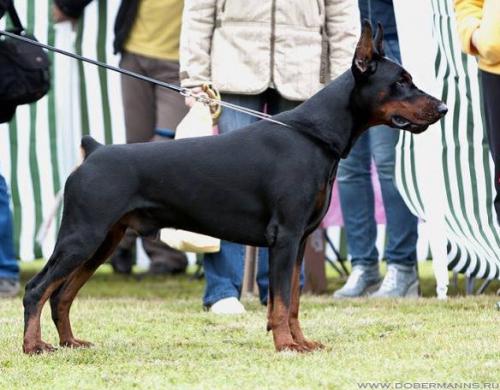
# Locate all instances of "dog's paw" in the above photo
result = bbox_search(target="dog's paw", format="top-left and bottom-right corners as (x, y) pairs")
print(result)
(23, 340), (57, 355)
(275, 342), (311, 353)
(60, 338), (94, 349)
(299, 339), (325, 351)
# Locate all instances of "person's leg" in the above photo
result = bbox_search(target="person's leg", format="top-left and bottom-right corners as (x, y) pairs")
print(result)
(119, 52), (156, 143)
(202, 93), (263, 310)
(153, 58), (189, 136)
(109, 230), (135, 275)
(338, 132), (378, 265)
(479, 70), (500, 226)
(371, 125), (418, 266)
(334, 131), (381, 297)
(203, 242), (246, 307)
(0, 174), (19, 297)
(369, 125), (418, 297)
(142, 237), (188, 274)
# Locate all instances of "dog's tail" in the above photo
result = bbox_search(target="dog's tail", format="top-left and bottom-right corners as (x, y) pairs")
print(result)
(81, 135), (103, 160)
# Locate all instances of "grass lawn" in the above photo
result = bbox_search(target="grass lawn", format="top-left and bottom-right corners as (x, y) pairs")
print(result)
(0, 261), (499, 390)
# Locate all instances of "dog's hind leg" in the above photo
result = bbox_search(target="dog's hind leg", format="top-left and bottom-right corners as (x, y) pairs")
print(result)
(50, 224), (126, 349)
(22, 163), (134, 354)
(23, 224), (111, 354)
(267, 229), (309, 352)
(288, 238), (325, 351)
(22, 269), (64, 354)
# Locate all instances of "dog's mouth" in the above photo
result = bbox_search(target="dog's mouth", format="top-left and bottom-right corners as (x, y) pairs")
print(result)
(391, 115), (429, 133)
(391, 115), (411, 128)
(390, 102), (447, 133)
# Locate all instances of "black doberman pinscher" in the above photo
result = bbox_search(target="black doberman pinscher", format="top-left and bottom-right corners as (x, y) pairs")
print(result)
(22, 21), (447, 354)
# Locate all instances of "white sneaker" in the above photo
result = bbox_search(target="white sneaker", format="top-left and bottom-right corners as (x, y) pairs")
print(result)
(0, 278), (20, 298)
(333, 264), (381, 298)
(209, 297), (246, 314)
(370, 264), (419, 298)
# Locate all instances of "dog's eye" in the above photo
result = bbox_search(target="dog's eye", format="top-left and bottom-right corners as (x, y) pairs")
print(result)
(395, 78), (407, 88)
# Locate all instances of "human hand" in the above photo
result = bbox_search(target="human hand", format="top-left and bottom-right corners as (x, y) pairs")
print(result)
(52, 3), (75, 24)
(184, 86), (208, 108)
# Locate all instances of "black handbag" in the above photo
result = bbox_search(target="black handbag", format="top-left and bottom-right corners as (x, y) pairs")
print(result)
(0, 0), (50, 123)
(0, 0), (9, 19)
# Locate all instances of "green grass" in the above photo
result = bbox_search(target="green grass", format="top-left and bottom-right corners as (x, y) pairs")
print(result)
(0, 261), (499, 390)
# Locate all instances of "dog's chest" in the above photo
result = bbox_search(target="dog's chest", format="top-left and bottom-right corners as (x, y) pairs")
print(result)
(310, 164), (338, 227)
(310, 180), (333, 227)
(314, 182), (329, 211)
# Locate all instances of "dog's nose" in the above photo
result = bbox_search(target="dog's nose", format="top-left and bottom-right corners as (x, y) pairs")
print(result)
(437, 103), (448, 115)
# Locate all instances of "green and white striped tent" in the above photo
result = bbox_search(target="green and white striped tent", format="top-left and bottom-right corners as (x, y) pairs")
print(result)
(0, 0), (125, 261)
(393, 0), (500, 296)
(1, 0), (498, 296)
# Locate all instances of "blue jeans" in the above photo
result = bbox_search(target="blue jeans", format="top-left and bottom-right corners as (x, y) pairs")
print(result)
(0, 174), (19, 280)
(337, 125), (418, 267)
(203, 89), (303, 307)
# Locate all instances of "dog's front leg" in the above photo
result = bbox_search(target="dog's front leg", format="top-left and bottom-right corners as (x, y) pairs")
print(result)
(267, 234), (309, 352)
(288, 239), (325, 351)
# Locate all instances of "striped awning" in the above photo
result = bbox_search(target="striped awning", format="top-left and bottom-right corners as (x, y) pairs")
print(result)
(394, 0), (500, 290)
(0, 0), (125, 261)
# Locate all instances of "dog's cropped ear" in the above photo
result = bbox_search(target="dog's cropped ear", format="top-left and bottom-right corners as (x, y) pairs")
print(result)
(353, 20), (376, 78)
(374, 22), (385, 57)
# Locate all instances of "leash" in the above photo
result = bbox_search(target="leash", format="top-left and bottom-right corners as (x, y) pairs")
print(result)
(0, 29), (291, 128)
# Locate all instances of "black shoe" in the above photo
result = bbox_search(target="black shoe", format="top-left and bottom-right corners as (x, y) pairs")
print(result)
(147, 256), (187, 275)
(110, 248), (133, 275)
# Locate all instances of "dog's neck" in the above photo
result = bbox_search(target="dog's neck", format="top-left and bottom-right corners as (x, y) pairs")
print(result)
(280, 70), (371, 159)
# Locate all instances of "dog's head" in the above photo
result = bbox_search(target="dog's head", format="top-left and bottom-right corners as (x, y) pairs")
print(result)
(351, 21), (447, 134)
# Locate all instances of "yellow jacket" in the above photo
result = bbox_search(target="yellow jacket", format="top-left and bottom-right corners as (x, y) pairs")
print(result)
(125, 0), (183, 61)
(454, 0), (500, 74)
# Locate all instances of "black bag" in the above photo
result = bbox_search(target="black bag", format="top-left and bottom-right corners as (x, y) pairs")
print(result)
(0, 0), (9, 18)
(0, 1), (50, 123)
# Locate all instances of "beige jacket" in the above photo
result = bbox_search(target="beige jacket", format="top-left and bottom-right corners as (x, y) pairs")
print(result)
(179, 0), (360, 101)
